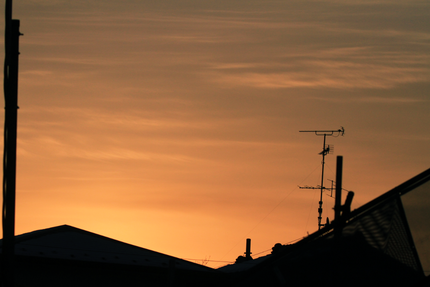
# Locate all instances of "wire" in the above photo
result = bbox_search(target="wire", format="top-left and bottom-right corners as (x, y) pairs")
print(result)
(219, 163), (322, 262)
(304, 185), (318, 234)
(182, 258), (233, 264)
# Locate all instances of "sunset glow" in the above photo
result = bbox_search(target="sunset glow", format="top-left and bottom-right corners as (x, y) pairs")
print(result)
(3, 0), (430, 267)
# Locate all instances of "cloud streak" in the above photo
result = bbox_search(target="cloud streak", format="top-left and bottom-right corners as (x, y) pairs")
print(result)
(211, 64), (430, 89)
(10, 0), (430, 267)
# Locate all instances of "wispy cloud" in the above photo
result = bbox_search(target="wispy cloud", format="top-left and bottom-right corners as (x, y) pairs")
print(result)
(354, 97), (429, 104)
(211, 64), (429, 89)
(12, 0), (430, 266)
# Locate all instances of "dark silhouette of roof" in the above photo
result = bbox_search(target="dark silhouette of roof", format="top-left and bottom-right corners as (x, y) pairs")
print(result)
(1, 168), (429, 286)
(1, 224), (220, 287)
(8, 224), (212, 271)
(219, 168), (430, 287)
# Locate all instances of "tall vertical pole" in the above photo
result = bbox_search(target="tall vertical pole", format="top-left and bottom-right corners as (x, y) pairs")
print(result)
(334, 156), (343, 222)
(300, 127), (344, 230)
(317, 134), (327, 230)
(334, 156), (343, 241)
(3, 0), (21, 286)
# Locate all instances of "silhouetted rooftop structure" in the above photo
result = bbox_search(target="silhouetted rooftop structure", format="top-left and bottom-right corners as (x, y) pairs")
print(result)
(218, 168), (430, 287)
(0, 225), (220, 287)
(1, 168), (429, 286)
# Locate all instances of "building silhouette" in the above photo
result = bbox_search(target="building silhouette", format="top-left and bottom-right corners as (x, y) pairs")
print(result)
(1, 168), (430, 286)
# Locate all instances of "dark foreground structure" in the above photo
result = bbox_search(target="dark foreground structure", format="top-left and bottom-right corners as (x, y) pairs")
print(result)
(1, 168), (430, 287)
(0, 224), (221, 287)
(220, 168), (430, 287)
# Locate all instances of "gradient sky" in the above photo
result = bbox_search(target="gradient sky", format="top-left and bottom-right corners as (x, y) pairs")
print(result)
(2, 0), (429, 267)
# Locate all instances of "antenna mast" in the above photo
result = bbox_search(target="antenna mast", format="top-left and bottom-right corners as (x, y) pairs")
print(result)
(299, 127), (344, 230)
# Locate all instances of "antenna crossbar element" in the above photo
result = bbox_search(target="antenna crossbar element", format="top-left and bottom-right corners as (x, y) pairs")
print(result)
(298, 185), (328, 190)
(300, 127), (345, 230)
(299, 127), (344, 137)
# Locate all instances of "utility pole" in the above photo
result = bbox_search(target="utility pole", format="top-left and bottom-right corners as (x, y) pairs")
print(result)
(2, 0), (22, 286)
(299, 127), (344, 230)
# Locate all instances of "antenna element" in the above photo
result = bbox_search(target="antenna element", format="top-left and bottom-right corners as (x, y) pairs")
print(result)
(299, 127), (344, 230)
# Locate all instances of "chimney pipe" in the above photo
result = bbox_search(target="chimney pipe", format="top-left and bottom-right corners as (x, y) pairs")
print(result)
(245, 238), (252, 259)
(334, 156), (343, 222)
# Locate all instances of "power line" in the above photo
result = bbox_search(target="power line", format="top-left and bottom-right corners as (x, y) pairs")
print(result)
(219, 163), (321, 263)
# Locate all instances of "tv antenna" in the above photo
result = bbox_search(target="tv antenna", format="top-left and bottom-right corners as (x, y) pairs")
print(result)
(299, 127), (344, 230)
(323, 179), (353, 198)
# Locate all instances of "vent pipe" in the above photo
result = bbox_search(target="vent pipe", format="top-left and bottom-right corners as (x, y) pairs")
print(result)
(245, 238), (252, 260)
(334, 156), (343, 222)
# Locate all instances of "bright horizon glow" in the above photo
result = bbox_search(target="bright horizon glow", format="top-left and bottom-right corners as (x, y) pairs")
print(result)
(1, 0), (429, 268)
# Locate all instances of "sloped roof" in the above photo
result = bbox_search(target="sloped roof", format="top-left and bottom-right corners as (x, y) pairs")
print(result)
(218, 253), (271, 273)
(1, 224), (213, 272)
(218, 168), (430, 286)
(304, 167), (430, 274)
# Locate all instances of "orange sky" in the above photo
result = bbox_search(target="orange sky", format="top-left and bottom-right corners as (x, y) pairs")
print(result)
(2, 0), (430, 267)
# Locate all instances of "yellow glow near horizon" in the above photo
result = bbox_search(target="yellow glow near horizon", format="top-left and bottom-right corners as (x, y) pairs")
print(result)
(2, 0), (429, 268)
